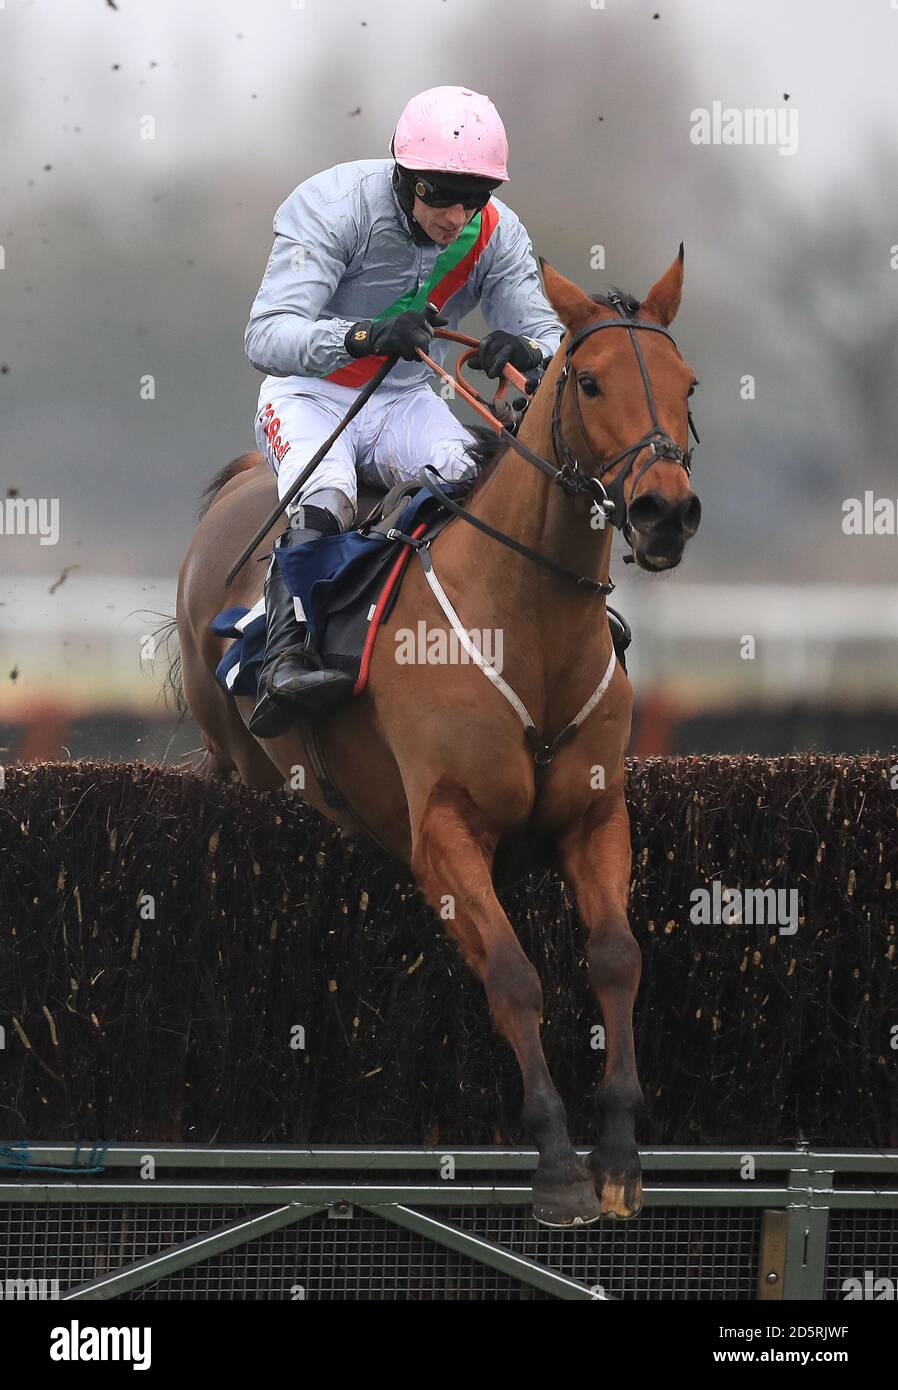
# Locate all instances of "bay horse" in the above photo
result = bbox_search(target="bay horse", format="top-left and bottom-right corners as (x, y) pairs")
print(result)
(176, 253), (702, 1226)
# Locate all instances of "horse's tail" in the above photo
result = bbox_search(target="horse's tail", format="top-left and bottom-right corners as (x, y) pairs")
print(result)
(199, 450), (262, 518)
(139, 613), (185, 713)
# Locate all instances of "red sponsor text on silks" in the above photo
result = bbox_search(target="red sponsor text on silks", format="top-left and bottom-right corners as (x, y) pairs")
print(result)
(260, 402), (292, 464)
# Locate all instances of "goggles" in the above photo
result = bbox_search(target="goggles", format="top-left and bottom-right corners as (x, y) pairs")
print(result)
(412, 174), (495, 211)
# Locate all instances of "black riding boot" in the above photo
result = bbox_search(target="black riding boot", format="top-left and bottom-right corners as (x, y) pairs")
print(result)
(248, 508), (353, 738)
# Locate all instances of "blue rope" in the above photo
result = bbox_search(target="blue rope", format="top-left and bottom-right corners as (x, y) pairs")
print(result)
(0, 1140), (110, 1175)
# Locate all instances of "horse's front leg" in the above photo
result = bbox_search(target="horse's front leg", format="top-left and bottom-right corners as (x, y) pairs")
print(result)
(558, 785), (645, 1217)
(412, 778), (602, 1227)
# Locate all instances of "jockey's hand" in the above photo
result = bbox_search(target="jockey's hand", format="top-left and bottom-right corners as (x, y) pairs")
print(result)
(345, 310), (447, 362)
(471, 331), (545, 379)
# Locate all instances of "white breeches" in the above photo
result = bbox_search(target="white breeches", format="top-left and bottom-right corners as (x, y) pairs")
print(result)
(254, 377), (476, 529)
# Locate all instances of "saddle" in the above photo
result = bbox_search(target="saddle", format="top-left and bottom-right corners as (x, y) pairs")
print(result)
(212, 477), (633, 703)
(213, 479), (466, 700)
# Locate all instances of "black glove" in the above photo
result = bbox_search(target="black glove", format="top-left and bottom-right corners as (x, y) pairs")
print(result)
(471, 330), (545, 379)
(345, 309), (447, 362)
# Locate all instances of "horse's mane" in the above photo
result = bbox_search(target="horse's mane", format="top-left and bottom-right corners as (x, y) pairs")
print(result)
(591, 287), (642, 315)
(463, 425), (509, 495)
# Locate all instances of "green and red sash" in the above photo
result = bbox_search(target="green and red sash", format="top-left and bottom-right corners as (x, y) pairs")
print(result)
(326, 200), (499, 387)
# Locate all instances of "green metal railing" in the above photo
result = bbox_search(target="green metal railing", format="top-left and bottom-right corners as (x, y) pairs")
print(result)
(1, 1145), (895, 1301)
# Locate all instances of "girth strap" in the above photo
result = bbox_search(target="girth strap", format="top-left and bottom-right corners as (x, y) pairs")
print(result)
(299, 716), (393, 855)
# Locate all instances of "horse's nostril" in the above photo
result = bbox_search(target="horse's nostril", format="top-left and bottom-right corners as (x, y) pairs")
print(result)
(679, 494), (702, 534)
(627, 491), (669, 531)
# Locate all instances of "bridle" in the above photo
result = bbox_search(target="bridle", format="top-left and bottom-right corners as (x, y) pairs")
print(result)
(417, 300), (700, 590)
(550, 292), (700, 553)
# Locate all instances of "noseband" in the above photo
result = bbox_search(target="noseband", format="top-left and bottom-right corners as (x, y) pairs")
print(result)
(551, 292), (700, 550)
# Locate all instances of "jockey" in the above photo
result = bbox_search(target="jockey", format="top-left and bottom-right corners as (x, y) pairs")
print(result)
(245, 85), (564, 737)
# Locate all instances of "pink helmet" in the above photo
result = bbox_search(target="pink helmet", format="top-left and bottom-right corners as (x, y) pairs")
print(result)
(392, 86), (509, 182)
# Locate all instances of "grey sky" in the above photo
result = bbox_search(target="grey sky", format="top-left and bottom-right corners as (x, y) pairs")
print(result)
(2, 0), (897, 586)
(7, 0), (897, 196)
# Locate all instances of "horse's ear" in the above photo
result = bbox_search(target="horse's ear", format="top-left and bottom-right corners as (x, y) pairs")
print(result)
(539, 258), (598, 334)
(642, 244), (684, 327)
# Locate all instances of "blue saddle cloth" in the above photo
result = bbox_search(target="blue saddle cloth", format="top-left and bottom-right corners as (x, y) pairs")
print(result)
(213, 484), (464, 699)
(212, 605), (268, 698)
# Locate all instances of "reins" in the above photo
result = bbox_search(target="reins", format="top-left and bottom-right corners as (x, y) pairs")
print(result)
(226, 302), (699, 593)
(419, 328), (617, 596)
(418, 304), (700, 580)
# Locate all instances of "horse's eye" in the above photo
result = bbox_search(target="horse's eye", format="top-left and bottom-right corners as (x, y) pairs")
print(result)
(578, 375), (600, 398)
(687, 379), (699, 397)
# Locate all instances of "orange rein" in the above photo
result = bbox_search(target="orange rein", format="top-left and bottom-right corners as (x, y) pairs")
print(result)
(418, 328), (530, 434)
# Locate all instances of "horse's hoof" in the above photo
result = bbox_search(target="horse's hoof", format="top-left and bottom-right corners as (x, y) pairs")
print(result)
(532, 1178), (603, 1228)
(592, 1169), (643, 1219)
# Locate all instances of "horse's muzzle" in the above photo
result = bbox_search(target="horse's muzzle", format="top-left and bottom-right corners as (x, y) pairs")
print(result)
(627, 490), (702, 571)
